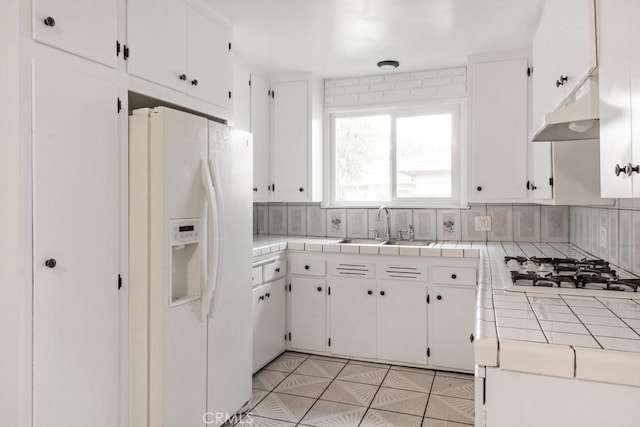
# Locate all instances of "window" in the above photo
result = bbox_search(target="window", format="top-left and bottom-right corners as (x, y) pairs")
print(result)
(330, 104), (461, 205)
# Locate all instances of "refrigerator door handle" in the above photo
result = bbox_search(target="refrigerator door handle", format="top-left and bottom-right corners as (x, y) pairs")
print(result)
(201, 159), (223, 321)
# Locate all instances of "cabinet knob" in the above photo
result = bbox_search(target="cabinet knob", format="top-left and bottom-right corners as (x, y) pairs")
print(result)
(179, 74), (187, 81)
(253, 187), (258, 192)
(476, 186), (482, 192)
(275, 268), (280, 273)
(380, 291), (385, 296)
(615, 164), (626, 176)
(436, 295), (442, 300)
(43, 16), (56, 27)
(259, 295), (264, 301)
(45, 258), (57, 268)
(191, 79), (198, 86)
(626, 163), (640, 177)
(451, 274), (457, 279)
(470, 333), (475, 343)
(265, 292), (270, 298)
(367, 290), (373, 295)
(317, 286), (322, 292)
(304, 265), (310, 270)
(299, 187), (304, 192)
(555, 75), (568, 88)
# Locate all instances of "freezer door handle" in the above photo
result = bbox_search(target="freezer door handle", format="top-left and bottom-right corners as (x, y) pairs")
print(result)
(201, 159), (223, 321)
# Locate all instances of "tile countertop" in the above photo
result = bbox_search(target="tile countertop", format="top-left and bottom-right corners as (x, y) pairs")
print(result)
(252, 235), (482, 259)
(475, 241), (640, 388)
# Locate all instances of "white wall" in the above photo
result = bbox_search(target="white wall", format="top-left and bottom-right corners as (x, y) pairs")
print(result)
(0, 0), (25, 425)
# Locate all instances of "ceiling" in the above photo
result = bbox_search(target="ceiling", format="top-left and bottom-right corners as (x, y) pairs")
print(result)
(207, 0), (545, 79)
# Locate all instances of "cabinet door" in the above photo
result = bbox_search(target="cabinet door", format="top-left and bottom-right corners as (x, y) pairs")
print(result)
(470, 59), (528, 200)
(531, 141), (553, 200)
(128, 0), (187, 92)
(329, 280), (377, 359)
(289, 277), (326, 352)
(532, 0), (597, 130)
(252, 279), (286, 372)
(272, 80), (309, 202)
(33, 0), (117, 67)
(33, 61), (119, 427)
(186, 7), (232, 109)
(630, 0), (640, 197)
(599, 0), (633, 198)
(232, 64), (251, 131)
(252, 75), (271, 201)
(377, 281), (427, 365)
(428, 286), (475, 371)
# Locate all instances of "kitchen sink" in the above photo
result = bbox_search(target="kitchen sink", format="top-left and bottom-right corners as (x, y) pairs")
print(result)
(381, 240), (433, 247)
(337, 238), (382, 245)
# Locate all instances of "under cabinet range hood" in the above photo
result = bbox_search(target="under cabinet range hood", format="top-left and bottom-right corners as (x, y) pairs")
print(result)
(532, 78), (599, 142)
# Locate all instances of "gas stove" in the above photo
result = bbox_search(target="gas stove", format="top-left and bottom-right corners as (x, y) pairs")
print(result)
(503, 256), (640, 299)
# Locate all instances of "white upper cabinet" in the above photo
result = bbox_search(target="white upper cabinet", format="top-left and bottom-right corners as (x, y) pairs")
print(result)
(251, 75), (271, 202)
(532, 0), (597, 133)
(186, 7), (232, 109)
(470, 59), (528, 201)
(598, 0), (640, 198)
(271, 75), (323, 202)
(33, 0), (117, 67)
(127, 0), (232, 110)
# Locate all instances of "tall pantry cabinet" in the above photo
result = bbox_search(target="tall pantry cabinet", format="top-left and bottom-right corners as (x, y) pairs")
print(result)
(23, 0), (234, 426)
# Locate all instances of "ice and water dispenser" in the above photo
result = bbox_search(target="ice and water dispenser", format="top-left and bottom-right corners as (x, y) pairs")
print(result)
(169, 218), (202, 305)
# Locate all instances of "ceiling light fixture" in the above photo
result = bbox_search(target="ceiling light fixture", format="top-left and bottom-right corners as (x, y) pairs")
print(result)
(377, 60), (399, 70)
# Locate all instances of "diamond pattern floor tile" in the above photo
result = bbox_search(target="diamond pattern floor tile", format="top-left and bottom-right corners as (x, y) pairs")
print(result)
(425, 395), (475, 424)
(293, 358), (347, 378)
(264, 353), (308, 373)
(251, 392), (316, 423)
(430, 376), (474, 400)
(300, 400), (367, 427)
(319, 379), (378, 407)
(248, 388), (270, 410)
(382, 369), (434, 393)
(370, 387), (429, 416)
(336, 364), (388, 385)
(360, 408), (423, 427)
(252, 370), (288, 391)
(422, 417), (472, 427)
(273, 374), (331, 398)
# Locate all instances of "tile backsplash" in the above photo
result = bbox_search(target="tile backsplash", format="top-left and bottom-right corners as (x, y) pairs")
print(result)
(570, 201), (640, 275)
(253, 203), (570, 243)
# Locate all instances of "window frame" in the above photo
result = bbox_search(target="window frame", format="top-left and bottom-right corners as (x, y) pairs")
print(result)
(326, 102), (464, 208)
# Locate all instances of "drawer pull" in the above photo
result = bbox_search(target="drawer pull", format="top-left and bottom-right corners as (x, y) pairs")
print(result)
(265, 293), (270, 298)
(275, 268), (280, 273)
(436, 295), (442, 300)
(317, 286), (322, 292)
(451, 274), (457, 279)
(367, 290), (373, 295)
(380, 291), (385, 296)
(259, 295), (264, 301)
(44, 16), (56, 27)
(304, 265), (310, 270)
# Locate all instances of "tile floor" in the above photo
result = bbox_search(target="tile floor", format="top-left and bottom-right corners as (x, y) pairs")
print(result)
(226, 352), (474, 427)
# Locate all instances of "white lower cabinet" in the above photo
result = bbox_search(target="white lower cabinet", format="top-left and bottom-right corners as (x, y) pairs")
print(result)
(328, 280), (377, 359)
(252, 278), (286, 373)
(282, 253), (477, 371)
(427, 285), (476, 371)
(377, 281), (428, 365)
(289, 277), (326, 353)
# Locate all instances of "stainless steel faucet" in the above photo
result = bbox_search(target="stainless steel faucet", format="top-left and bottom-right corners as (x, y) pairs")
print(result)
(377, 206), (391, 240)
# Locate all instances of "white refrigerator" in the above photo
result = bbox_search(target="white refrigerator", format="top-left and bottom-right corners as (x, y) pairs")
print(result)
(129, 106), (253, 426)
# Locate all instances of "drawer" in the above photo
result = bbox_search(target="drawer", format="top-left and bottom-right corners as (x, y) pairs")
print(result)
(378, 263), (427, 282)
(263, 259), (287, 282)
(290, 259), (326, 276)
(432, 266), (476, 285)
(252, 266), (263, 286)
(328, 261), (375, 279)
